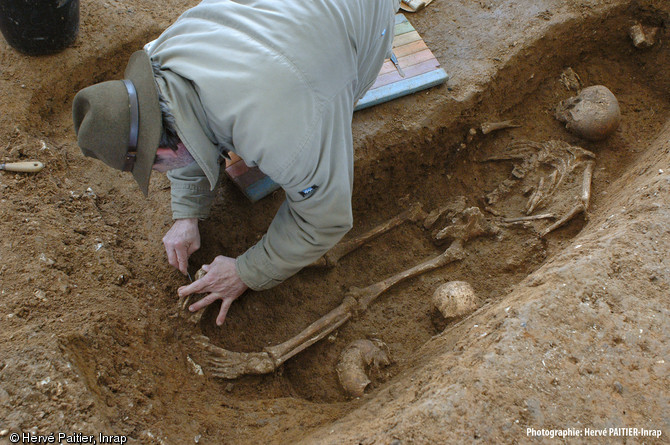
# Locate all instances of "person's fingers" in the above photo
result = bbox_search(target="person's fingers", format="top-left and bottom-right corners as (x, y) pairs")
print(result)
(178, 278), (208, 297)
(175, 244), (189, 275)
(165, 244), (178, 270)
(216, 297), (235, 326)
(189, 293), (221, 312)
(187, 238), (201, 255)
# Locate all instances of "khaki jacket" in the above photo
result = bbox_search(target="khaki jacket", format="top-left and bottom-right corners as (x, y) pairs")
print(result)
(145, 0), (398, 290)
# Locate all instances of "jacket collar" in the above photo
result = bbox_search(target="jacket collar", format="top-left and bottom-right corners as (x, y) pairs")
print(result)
(154, 70), (221, 190)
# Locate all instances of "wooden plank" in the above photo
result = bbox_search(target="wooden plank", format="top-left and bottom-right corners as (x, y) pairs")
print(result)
(394, 13), (408, 25)
(225, 153), (281, 202)
(225, 151), (243, 166)
(245, 176), (281, 202)
(392, 31), (421, 48)
(392, 40), (429, 59)
(225, 160), (247, 180)
(370, 58), (441, 90)
(378, 60), (396, 77)
(234, 167), (268, 190)
(378, 49), (436, 76)
(399, 49), (435, 68)
(355, 69), (449, 111)
(352, 13), (448, 112)
(394, 21), (415, 36)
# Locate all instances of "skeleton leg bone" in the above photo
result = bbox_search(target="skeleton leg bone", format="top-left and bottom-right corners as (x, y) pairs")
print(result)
(196, 240), (466, 379)
(309, 202), (426, 268)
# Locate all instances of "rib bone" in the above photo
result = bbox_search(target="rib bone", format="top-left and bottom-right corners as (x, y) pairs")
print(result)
(503, 214), (554, 223)
(483, 140), (596, 235)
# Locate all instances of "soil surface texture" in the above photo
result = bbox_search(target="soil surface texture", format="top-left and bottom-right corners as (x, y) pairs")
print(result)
(0, 0), (668, 444)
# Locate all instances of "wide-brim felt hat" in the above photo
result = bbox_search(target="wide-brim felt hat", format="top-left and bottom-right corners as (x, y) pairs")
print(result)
(72, 50), (161, 196)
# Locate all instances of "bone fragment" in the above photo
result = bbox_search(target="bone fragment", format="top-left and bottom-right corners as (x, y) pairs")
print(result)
(336, 339), (391, 397)
(187, 355), (204, 376)
(484, 206), (503, 217)
(310, 202), (426, 267)
(481, 141), (538, 162)
(486, 140), (596, 235)
(264, 298), (355, 365)
(503, 214), (554, 223)
(580, 160), (594, 210)
(434, 207), (499, 244)
(539, 203), (585, 237)
(540, 170), (559, 212)
(559, 67), (582, 91)
(482, 141), (543, 205)
(629, 23), (660, 48)
(178, 268), (208, 324)
(466, 127), (477, 143)
(525, 176), (546, 215)
(525, 169), (558, 215)
(422, 196), (467, 229)
(480, 120), (522, 135)
(540, 160), (594, 236)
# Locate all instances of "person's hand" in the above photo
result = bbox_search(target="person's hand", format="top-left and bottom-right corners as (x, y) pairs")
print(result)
(177, 256), (249, 326)
(163, 218), (200, 275)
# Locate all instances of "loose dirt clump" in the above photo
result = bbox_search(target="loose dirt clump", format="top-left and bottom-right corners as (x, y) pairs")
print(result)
(1, 0), (669, 443)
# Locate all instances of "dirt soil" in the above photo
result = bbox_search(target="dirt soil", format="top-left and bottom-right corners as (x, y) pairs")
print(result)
(1, 0), (669, 444)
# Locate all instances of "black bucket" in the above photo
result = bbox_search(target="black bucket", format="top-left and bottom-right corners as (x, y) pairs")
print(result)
(0, 0), (79, 55)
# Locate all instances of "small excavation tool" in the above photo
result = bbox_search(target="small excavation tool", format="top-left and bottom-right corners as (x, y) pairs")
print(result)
(389, 51), (405, 77)
(0, 161), (44, 173)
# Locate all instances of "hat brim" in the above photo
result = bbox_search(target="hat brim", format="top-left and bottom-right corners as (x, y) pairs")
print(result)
(124, 50), (162, 196)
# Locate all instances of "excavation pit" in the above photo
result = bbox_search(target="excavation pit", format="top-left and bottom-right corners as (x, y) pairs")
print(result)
(1, 1), (669, 443)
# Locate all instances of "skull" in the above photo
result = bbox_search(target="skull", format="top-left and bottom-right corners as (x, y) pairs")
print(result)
(336, 339), (390, 397)
(432, 281), (477, 319)
(555, 85), (621, 141)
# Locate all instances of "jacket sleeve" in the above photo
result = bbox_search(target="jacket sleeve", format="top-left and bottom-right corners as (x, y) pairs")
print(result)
(235, 98), (354, 290)
(166, 161), (216, 220)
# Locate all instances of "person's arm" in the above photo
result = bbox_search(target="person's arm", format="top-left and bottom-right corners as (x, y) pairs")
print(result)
(176, 158), (353, 323)
(177, 98), (355, 329)
(163, 161), (216, 274)
(236, 181), (353, 290)
(177, 71), (356, 323)
(236, 103), (355, 290)
(167, 161), (216, 220)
